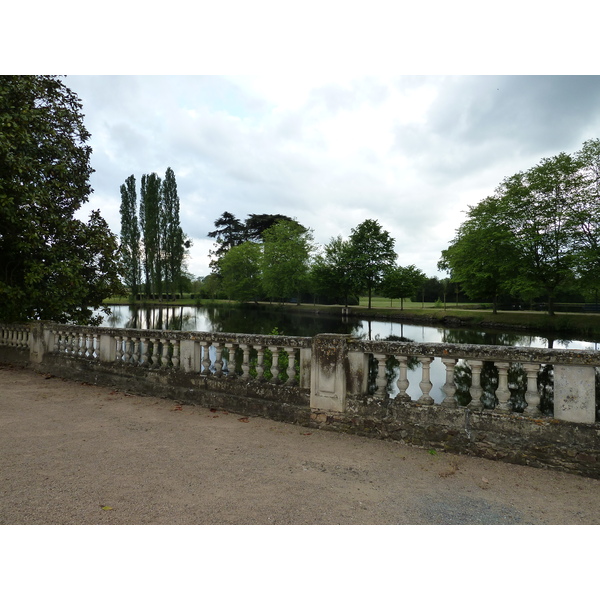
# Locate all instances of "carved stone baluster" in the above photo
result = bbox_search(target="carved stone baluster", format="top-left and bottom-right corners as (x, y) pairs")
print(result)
(269, 346), (280, 383)
(54, 330), (61, 353)
(123, 335), (132, 363)
(441, 357), (457, 407)
(494, 362), (512, 413)
(114, 335), (123, 362)
(239, 344), (251, 380)
(255, 346), (265, 381)
(373, 353), (388, 399)
(394, 355), (411, 401)
(214, 343), (224, 377)
(224, 343), (238, 377)
(284, 347), (297, 385)
(200, 341), (211, 375)
(468, 360), (484, 410)
(417, 357), (434, 405)
(523, 363), (541, 416)
(160, 338), (169, 369)
(150, 338), (160, 368)
(140, 337), (150, 366)
(171, 340), (180, 369)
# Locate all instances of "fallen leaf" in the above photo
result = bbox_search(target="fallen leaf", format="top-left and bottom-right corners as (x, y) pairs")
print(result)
(302, 433), (313, 436)
(238, 417), (249, 423)
(210, 408), (218, 412)
(171, 405), (183, 411)
(212, 415), (219, 418)
(100, 505), (114, 511)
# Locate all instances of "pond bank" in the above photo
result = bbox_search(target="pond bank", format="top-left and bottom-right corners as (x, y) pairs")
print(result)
(102, 299), (600, 343)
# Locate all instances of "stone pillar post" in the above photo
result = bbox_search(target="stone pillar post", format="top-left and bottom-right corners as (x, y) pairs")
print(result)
(553, 364), (596, 423)
(310, 334), (350, 412)
(29, 322), (45, 364)
(99, 332), (117, 362)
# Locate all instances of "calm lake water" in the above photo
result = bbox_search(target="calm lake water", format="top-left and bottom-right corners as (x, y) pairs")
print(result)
(99, 304), (600, 351)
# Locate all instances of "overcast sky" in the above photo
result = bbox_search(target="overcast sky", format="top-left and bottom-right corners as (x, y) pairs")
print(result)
(63, 74), (600, 278)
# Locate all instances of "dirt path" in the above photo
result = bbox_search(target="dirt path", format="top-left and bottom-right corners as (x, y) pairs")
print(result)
(1, 363), (599, 525)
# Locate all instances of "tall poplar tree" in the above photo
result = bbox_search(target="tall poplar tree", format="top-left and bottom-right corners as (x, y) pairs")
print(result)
(139, 172), (162, 297)
(119, 175), (141, 300)
(160, 167), (185, 296)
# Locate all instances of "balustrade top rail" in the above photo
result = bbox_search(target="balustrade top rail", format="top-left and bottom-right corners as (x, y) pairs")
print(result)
(350, 338), (600, 366)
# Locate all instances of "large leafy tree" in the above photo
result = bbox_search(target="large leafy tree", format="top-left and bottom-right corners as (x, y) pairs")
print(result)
(380, 264), (427, 310)
(0, 75), (123, 324)
(438, 196), (519, 313)
(220, 241), (263, 302)
(310, 236), (358, 306)
(119, 174), (141, 300)
(348, 219), (397, 309)
(498, 153), (582, 315)
(262, 220), (314, 302)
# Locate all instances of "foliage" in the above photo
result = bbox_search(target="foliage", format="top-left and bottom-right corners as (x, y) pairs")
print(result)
(122, 168), (189, 298)
(379, 264), (427, 310)
(0, 75), (124, 324)
(139, 172), (162, 297)
(348, 219), (397, 309)
(119, 174), (141, 300)
(440, 140), (600, 316)
(262, 220), (314, 302)
(220, 241), (263, 302)
(310, 236), (359, 306)
(438, 195), (520, 313)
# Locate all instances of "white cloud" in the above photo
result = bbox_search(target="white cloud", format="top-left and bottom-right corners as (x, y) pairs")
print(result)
(67, 75), (600, 279)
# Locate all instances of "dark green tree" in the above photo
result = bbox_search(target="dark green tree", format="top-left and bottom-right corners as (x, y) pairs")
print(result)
(244, 213), (296, 242)
(207, 211), (245, 273)
(438, 195), (519, 313)
(348, 219), (397, 309)
(119, 174), (141, 300)
(139, 172), (162, 297)
(498, 153), (582, 315)
(310, 236), (360, 306)
(0, 75), (124, 324)
(160, 167), (187, 297)
(220, 241), (263, 302)
(380, 264), (427, 309)
(262, 220), (314, 303)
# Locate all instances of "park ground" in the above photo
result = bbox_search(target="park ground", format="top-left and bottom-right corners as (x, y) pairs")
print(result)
(2, 363), (600, 526)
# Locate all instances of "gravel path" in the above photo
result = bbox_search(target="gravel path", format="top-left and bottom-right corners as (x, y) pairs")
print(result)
(2, 363), (600, 525)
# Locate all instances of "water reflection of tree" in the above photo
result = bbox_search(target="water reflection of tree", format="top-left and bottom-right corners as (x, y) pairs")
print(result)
(442, 329), (530, 347)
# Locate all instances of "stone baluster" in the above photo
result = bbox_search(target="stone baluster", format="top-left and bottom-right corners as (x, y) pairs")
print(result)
(284, 347), (297, 385)
(239, 344), (251, 380)
(171, 340), (180, 370)
(494, 362), (512, 413)
(140, 337), (150, 366)
(417, 357), (434, 405)
(130, 337), (139, 365)
(523, 363), (542, 416)
(214, 342), (224, 377)
(441, 357), (457, 407)
(224, 343), (238, 377)
(150, 338), (160, 368)
(269, 346), (281, 383)
(373, 353), (388, 398)
(57, 330), (66, 355)
(200, 341), (211, 375)
(468, 360), (484, 410)
(160, 338), (169, 369)
(52, 329), (60, 353)
(123, 335), (132, 363)
(255, 346), (265, 380)
(394, 355), (411, 401)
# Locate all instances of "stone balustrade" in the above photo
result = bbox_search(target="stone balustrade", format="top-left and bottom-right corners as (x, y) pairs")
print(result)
(2, 322), (600, 478)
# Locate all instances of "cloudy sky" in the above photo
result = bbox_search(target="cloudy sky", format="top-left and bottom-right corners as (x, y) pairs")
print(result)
(63, 74), (600, 278)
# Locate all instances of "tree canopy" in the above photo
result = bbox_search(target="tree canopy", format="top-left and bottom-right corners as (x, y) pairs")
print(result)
(440, 139), (600, 314)
(0, 75), (123, 324)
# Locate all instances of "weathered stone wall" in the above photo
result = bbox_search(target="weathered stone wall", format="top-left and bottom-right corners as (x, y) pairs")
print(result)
(2, 324), (600, 480)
